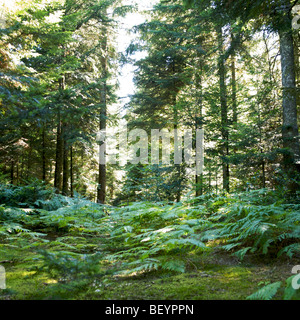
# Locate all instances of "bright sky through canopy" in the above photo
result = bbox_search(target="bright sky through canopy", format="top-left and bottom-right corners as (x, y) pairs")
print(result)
(116, 0), (157, 108)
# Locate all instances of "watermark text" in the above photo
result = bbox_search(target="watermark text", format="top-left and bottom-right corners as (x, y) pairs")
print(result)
(96, 125), (204, 176)
(0, 265), (6, 290)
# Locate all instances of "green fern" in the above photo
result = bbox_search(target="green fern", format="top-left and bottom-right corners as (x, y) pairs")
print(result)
(247, 281), (282, 300)
(248, 274), (300, 300)
(283, 275), (300, 300)
(161, 260), (185, 273)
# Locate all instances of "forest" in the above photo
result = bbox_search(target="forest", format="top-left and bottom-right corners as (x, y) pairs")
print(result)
(0, 0), (299, 302)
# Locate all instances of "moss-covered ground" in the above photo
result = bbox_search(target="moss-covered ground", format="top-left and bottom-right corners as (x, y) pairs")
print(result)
(0, 245), (297, 300)
(0, 190), (299, 301)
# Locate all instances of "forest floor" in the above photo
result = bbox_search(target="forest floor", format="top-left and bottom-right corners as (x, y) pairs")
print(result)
(0, 243), (297, 300)
(0, 187), (299, 300)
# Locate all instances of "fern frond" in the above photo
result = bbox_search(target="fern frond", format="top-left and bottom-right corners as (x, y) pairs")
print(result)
(161, 260), (185, 273)
(247, 282), (282, 300)
(277, 243), (300, 258)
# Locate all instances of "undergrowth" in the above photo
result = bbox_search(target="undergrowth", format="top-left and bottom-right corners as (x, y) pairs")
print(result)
(0, 183), (299, 300)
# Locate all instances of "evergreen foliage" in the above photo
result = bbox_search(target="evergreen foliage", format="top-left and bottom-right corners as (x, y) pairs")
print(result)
(0, 0), (299, 301)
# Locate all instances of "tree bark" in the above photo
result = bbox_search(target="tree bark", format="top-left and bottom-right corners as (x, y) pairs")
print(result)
(217, 25), (230, 192)
(42, 126), (46, 182)
(97, 24), (108, 204)
(54, 119), (63, 192)
(16, 160), (19, 185)
(70, 146), (74, 197)
(195, 62), (203, 197)
(54, 76), (65, 192)
(62, 135), (69, 196)
(231, 50), (238, 124)
(277, 4), (300, 191)
(279, 28), (300, 165)
(10, 160), (14, 185)
(174, 122), (181, 202)
(173, 78), (181, 203)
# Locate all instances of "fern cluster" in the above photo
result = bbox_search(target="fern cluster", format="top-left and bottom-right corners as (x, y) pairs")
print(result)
(0, 180), (55, 208)
(0, 183), (299, 299)
(247, 274), (300, 300)
(102, 202), (209, 274)
(199, 189), (300, 259)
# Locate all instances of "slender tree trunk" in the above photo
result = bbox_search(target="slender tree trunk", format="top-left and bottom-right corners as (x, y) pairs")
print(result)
(97, 149), (106, 203)
(70, 146), (74, 197)
(195, 154), (203, 196)
(20, 155), (24, 184)
(97, 25), (108, 204)
(217, 25), (230, 192)
(257, 102), (266, 189)
(171, 60), (182, 203)
(16, 160), (19, 185)
(54, 76), (65, 192)
(195, 63), (203, 197)
(174, 106), (182, 203)
(62, 134), (69, 196)
(208, 165), (212, 192)
(54, 119), (63, 192)
(294, 33), (300, 129)
(261, 152), (266, 188)
(231, 51), (238, 124)
(42, 126), (46, 182)
(215, 167), (218, 194)
(10, 160), (14, 185)
(27, 144), (32, 180)
(173, 100), (181, 203)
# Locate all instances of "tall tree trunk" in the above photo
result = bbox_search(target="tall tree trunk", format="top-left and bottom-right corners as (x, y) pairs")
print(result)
(97, 144), (106, 204)
(215, 166), (218, 194)
(54, 118), (63, 192)
(195, 134), (203, 196)
(174, 108), (181, 203)
(256, 104), (266, 188)
(279, 31), (300, 162)
(20, 155), (24, 184)
(231, 50), (238, 124)
(208, 164), (212, 192)
(42, 126), (46, 182)
(70, 145), (74, 197)
(10, 160), (14, 185)
(294, 33), (300, 93)
(278, 8), (300, 190)
(195, 63), (203, 197)
(27, 143), (32, 181)
(62, 134), (69, 196)
(217, 25), (230, 192)
(261, 152), (266, 188)
(54, 76), (65, 192)
(294, 32), (300, 129)
(97, 25), (108, 204)
(16, 160), (19, 185)
(172, 60), (182, 203)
